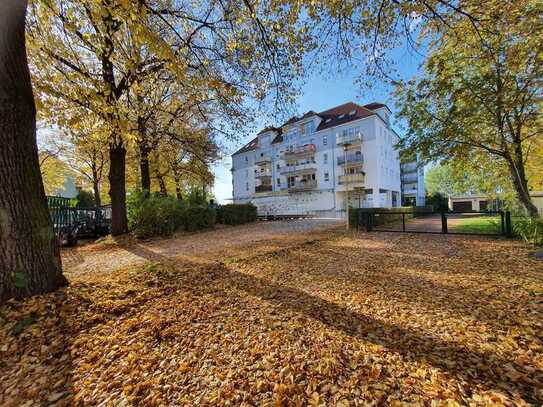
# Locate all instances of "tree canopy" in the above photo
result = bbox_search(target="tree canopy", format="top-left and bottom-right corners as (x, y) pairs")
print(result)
(396, 0), (543, 217)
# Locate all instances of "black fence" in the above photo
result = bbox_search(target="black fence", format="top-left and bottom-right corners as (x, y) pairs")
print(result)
(349, 208), (513, 237)
(46, 196), (111, 244)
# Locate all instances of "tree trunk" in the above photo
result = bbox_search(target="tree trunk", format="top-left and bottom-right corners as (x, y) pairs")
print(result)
(156, 171), (168, 196)
(92, 179), (101, 207)
(108, 142), (128, 235)
(0, 0), (66, 303)
(173, 172), (182, 200)
(507, 157), (538, 218)
(139, 144), (151, 192)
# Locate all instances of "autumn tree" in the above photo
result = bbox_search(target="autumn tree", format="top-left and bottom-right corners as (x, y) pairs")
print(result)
(0, 0), (65, 303)
(396, 0), (543, 217)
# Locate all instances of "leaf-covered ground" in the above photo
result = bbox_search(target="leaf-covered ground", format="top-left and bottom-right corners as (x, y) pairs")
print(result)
(1, 226), (543, 406)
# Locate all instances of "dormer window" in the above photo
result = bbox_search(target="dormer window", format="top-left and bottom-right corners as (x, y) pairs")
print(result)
(325, 118), (331, 123)
(349, 110), (356, 116)
(338, 114), (345, 119)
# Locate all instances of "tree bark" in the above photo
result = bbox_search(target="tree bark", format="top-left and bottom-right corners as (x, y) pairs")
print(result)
(0, 0), (66, 303)
(156, 170), (168, 196)
(139, 144), (151, 192)
(507, 157), (539, 218)
(173, 171), (182, 200)
(92, 170), (101, 207)
(108, 142), (128, 235)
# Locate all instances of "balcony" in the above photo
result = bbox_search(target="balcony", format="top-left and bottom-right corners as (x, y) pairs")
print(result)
(282, 144), (316, 159)
(255, 155), (271, 165)
(401, 173), (418, 183)
(280, 162), (317, 175)
(255, 185), (273, 193)
(338, 173), (365, 184)
(255, 170), (272, 178)
(284, 180), (318, 192)
(337, 132), (362, 146)
(337, 153), (363, 166)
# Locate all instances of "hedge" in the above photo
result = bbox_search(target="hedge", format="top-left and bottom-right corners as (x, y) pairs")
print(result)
(217, 203), (257, 225)
(128, 192), (216, 238)
(184, 206), (216, 232)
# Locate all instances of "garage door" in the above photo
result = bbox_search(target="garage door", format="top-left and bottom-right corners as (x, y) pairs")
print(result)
(452, 201), (473, 211)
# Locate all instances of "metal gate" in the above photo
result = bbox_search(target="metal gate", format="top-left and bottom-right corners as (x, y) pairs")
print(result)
(350, 209), (513, 237)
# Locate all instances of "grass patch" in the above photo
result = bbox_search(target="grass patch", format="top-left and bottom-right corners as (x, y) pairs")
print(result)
(449, 216), (502, 234)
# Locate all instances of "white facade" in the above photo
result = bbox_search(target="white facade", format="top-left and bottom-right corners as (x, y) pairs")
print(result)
(231, 102), (402, 217)
(401, 160), (426, 206)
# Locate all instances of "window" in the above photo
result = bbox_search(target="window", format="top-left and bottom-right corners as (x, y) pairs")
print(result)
(338, 114), (345, 119)
(245, 182), (249, 191)
(349, 110), (356, 115)
(245, 169), (249, 178)
(324, 172), (329, 182)
(276, 163), (280, 170)
(277, 178), (281, 186)
(245, 156), (248, 163)
(323, 136), (328, 145)
(325, 118), (331, 123)
(323, 153), (328, 164)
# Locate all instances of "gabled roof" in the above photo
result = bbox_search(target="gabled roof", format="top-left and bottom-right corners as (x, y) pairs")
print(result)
(233, 102), (390, 155)
(280, 110), (318, 128)
(316, 102), (376, 131)
(232, 137), (259, 156)
(257, 126), (280, 135)
(363, 102), (387, 110)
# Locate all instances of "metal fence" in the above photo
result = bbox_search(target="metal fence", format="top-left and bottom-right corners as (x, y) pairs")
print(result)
(349, 208), (513, 237)
(46, 196), (111, 242)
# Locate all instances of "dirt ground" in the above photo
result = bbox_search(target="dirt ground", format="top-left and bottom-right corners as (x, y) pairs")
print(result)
(1, 221), (543, 406)
(62, 219), (345, 278)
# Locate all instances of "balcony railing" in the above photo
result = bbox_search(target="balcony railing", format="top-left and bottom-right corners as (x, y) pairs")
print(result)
(284, 180), (317, 192)
(255, 170), (272, 178)
(337, 132), (362, 145)
(282, 144), (316, 158)
(280, 162), (317, 175)
(401, 174), (418, 183)
(255, 156), (271, 165)
(255, 185), (273, 193)
(338, 173), (365, 184)
(337, 153), (363, 165)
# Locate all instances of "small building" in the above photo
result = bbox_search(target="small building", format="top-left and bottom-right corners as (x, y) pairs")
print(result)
(448, 192), (543, 213)
(448, 194), (498, 212)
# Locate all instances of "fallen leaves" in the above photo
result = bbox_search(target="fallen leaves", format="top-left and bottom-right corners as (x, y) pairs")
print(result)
(1, 229), (543, 406)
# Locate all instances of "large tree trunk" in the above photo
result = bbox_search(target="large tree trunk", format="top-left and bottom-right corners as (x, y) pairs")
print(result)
(0, 0), (66, 303)
(507, 157), (538, 218)
(108, 142), (128, 235)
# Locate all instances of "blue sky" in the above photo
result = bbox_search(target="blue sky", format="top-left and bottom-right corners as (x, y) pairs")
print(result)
(212, 47), (425, 203)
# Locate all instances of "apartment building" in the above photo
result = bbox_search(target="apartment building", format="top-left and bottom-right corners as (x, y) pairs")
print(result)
(401, 160), (425, 206)
(231, 102), (402, 217)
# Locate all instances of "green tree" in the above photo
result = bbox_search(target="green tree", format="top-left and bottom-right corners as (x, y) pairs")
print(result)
(396, 0), (543, 217)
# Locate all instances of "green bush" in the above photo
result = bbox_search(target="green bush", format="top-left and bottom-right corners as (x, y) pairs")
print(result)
(184, 206), (216, 232)
(513, 217), (543, 246)
(76, 190), (95, 208)
(127, 191), (187, 239)
(217, 204), (257, 225)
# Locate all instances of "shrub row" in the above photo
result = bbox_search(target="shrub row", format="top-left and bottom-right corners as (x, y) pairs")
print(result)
(127, 192), (216, 239)
(127, 193), (258, 239)
(217, 203), (257, 225)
